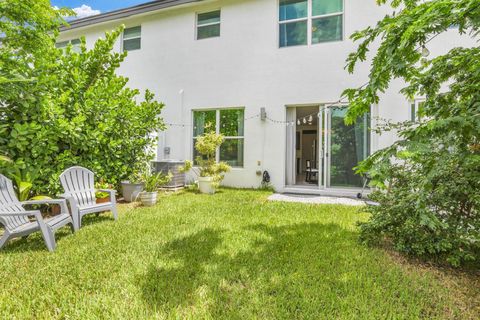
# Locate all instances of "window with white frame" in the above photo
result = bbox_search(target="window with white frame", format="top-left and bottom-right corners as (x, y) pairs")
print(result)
(193, 108), (244, 167)
(123, 26), (141, 51)
(410, 99), (426, 122)
(56, 38), (81, 53)
(279, 0), (343, 47)
(196, 10), (221, 40)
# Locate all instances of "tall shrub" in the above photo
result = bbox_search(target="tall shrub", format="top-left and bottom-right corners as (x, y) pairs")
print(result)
(0, 0), (165, 194)
(344, 0), (480, 266)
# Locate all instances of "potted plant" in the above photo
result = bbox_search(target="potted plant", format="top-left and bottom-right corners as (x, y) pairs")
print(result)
(182, 131), (231, 194)
(138, 170), (172, 206)
(121, 168), (144, 202)
(95, 180), (114, 204)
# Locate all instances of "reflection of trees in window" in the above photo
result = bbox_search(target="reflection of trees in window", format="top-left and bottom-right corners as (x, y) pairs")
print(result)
(330, 108), (370, 187)
(193, 109), (244, 167)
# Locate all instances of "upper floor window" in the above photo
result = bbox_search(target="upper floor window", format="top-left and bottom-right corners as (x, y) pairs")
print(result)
(56, 38), (81, 53)
(123, 26), (141, 51)
(196, 10), (221, 40)
(193, 108), (244, 167)
(279, 0), (343, 47)
(410, 99), (425, 122)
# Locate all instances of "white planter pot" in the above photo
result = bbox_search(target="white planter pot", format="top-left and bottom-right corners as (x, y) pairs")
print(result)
(121, 181), (144, 202)
(140, 191), (158, 206)
(198, 176), (215, 194)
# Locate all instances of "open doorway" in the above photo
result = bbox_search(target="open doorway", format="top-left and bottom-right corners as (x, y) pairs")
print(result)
(294, 106), (320, 187)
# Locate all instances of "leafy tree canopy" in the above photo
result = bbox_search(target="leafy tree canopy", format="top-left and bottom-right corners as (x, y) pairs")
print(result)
(0, 0), (165, 195)
(345, 0), (480, 266)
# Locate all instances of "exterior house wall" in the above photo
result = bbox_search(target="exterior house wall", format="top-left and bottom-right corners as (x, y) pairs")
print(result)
(58, 0), (475, 192)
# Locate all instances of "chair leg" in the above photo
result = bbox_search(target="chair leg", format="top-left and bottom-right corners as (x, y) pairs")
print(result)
(111, 205), (118, 221)
(46, 228), (56, 251)
(0, 232), (11, 249)
(38, 223), (55, 252)
(70, 221), (76, 233)
(71, 210), (81, 230)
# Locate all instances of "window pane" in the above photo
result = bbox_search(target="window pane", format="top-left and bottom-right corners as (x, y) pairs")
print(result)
(329, 107), (370, 188)
(220, 139), (244, 167)
(279, 20), (307, 47)
(197, 24), (220, 39)
(123, 38), (141, 51)
(124, 26), (141, 39)
(55, 41), (68, 48)
(312, 15), (342, 43)
(220, 109), (244, 136)
(279, 0), (307, 21)
(312, 0), (343, 16)
(198, 10), (220, 25)
(193, 110), (216, 137)
(70, 38), (81, 45)
(411, 103), (416, 121)
(192, 139), (209, 165)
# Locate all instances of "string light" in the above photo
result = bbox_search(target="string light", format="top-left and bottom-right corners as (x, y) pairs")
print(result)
(165, 30), (447, 128)
(420, 45), (430, 57)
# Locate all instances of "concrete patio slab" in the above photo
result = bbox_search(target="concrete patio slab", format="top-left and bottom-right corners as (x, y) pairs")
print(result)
(268, 193), (365, 206)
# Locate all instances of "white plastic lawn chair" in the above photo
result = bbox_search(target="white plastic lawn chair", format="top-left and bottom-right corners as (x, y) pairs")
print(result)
(59, 166), (117, 229)
(0, 174), (75, 252)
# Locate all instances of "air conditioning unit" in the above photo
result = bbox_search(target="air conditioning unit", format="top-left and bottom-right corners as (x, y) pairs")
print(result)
(151, 160), (185, 188)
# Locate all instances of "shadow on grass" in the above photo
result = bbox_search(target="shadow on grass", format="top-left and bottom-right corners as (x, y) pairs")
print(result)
(138, 223), (360, 317)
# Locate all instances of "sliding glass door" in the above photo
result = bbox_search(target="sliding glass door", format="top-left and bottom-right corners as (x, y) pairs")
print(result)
(324, 106), (370, 188)
(285, 105), (370, 189)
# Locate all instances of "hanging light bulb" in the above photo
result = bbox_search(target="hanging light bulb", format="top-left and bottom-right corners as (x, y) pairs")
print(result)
(297, 119), (301, 125)
(303, 118), (307, 124)
(308, 115), (313, 122)
(420, 45), (430, 57)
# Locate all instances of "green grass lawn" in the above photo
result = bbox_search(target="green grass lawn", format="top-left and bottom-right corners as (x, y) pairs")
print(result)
(0, 189), (478, 319)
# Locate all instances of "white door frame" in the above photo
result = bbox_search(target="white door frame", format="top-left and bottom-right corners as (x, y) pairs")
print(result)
(285, 107), (296, 186)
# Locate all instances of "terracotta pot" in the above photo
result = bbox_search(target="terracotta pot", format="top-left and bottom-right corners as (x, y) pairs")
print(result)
(96, 197), (110, 204)
(50, 204), (61, 215)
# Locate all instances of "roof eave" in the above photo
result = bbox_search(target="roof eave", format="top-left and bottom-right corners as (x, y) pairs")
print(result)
(60, 0), (203, 31)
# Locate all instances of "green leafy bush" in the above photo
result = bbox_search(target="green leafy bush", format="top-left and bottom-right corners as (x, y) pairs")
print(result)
(357, 122), (480, 266)
(0, 1), (165, 195)
(344, 0), (480, 266)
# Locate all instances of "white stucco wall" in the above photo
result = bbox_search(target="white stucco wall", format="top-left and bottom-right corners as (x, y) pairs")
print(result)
(58, 0), (475, 191)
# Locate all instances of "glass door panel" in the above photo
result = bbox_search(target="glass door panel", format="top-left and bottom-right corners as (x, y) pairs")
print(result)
(328, 107), (369, 188)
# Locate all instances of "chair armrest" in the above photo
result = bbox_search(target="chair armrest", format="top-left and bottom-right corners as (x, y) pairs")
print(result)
(22, 199), (69, 214)
(22, 199), (66, 206)
(0, 210), (42, 217)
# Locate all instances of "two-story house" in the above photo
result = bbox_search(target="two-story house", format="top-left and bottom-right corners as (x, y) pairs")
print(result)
(58, 0), (471, 196)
